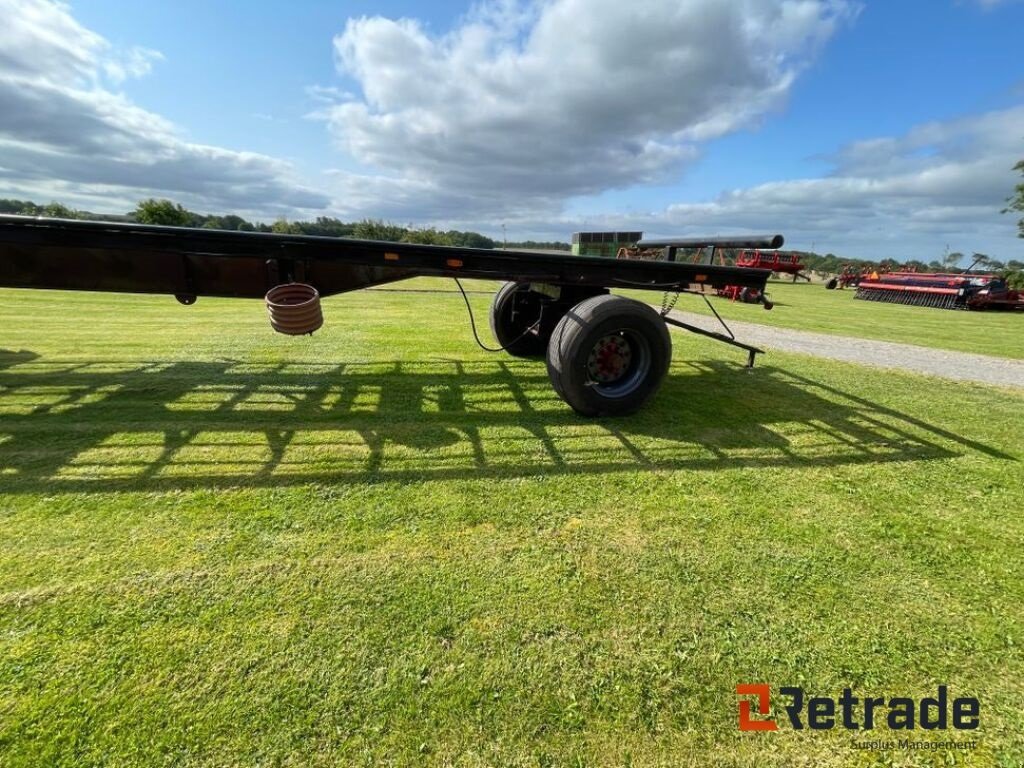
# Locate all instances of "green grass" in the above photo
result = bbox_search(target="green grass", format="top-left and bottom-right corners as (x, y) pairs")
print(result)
(1, 284), (1022, 767)
(626, 279), (1024, 360)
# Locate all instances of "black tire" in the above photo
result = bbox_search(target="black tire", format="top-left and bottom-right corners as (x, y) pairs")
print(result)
(489, 282), (546, 357)
(546, 295), (672, 417)
(825, 277), (838, 290)
(739, 287), (763, 304)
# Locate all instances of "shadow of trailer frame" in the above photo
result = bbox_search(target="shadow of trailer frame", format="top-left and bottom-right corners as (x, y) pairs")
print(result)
(0, 352), (1011, 495)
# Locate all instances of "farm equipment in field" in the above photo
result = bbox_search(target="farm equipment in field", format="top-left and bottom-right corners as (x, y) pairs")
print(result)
(734, 249), (809, 281)
(854, 270), (1024, 310)
(0, 216), (780, 416)
(615, 245), (664, 261)
(825, 264), (868, 290)
(716, 249), (808, 304)
(616, 239), (796, 306)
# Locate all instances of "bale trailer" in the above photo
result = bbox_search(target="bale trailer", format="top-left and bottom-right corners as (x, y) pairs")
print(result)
(0, 216), (780, 416)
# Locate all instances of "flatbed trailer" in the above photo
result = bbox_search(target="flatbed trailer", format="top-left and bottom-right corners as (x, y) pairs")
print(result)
(0, 215), (778, 416)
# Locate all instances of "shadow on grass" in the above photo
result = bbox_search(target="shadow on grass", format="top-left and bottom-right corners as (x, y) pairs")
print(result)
(0, 349), (37, 371)
(0, 349), (1012, 493)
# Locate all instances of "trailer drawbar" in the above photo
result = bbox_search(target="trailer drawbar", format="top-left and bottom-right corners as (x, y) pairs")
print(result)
(0, 216), (779, 416)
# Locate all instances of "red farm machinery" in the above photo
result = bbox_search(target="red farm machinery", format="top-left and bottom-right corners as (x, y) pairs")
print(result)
(616, 238), (803, 306)
(825, 264), (867, 291)
(852, 269), (1024, 311)
(717, 249), (808, 304)
(824, 254), (1024, 311)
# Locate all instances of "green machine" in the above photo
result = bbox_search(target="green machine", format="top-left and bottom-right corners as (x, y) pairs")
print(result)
(571, 231), (643, 258)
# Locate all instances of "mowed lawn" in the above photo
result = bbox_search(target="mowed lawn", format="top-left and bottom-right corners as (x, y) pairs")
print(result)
(638, 279), (1024, 360)
(0, 284), (1022, 767)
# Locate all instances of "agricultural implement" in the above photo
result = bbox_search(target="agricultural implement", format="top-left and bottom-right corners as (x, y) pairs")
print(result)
(0, 216), (780, 416)
(853, 271), (1024, 311)
(825, 265), (866, 291)
(734, 249), (808, 280)
(716, 249), (808, 303)
(619, 241), (804, 305)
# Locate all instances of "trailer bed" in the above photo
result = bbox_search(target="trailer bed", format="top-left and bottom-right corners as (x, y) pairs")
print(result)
(0, 215), (779, 416)
(0, 216), (772, 298)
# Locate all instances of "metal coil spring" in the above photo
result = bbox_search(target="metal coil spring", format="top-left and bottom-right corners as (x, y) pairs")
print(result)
(660, 290), (680, 316)
(265, 283), (323, 335)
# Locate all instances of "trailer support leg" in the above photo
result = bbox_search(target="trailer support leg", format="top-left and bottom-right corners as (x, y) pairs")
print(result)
(660, 315), (764, 369)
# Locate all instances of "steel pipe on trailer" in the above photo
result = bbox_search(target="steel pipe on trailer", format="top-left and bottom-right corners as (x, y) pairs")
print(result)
(636, 234), (784, 250)
(636, 234), (784, 265)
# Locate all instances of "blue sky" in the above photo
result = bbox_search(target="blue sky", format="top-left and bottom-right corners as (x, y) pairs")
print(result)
(1, 0), (1022, 260)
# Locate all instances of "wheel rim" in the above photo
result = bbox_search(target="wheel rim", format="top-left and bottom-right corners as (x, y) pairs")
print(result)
(585, 329), (651, 398)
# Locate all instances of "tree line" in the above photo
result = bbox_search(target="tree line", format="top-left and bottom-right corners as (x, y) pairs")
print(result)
(0, 197), (566, 251)
(796, 250), (1023, 278)
(131, 199), (511, 249)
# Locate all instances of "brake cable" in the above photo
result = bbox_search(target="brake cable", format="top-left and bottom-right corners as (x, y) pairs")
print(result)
(454, 279), (541, 353)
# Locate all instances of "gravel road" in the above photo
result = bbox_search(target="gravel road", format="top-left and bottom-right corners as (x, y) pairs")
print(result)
(664, 308), (1024, 389)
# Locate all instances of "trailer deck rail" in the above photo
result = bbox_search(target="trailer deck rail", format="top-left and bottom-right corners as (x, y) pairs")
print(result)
(0, 216), (779, 416)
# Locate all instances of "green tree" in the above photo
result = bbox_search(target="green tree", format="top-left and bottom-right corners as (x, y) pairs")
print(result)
(445, 229), (495, 249)
(353, 219), (407, 242)
(942, 251), (963, 271)
(0, 199), (40, 215)
(814, 254), (840, 275)
(0, 200), (77, 217)
(301, 217), (355, 237)
(1004, 159), (1024, 238)
(401, 227), (453, 246)
(134, 199), (191, 226)
(270, 218), (302, 235)
(967, 253), (1007, 272)
(41, 202), (77, 218)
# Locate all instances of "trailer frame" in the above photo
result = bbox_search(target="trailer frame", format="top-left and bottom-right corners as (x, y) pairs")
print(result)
(0, 216), (779, 416)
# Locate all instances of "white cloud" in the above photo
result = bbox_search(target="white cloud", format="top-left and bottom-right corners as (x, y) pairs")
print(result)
(0, 0), (329, 215)
(317, 0), (1019, 258)
(0, 0), (104, 82)
(2, 0), (1017, 262)
(322, 0), (855, 220)
(102, 45), (164, 84)
(304, 84), (353, 104)
(537, 106), (1024, 260)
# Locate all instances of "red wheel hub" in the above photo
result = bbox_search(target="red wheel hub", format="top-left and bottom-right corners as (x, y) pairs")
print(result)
(587, 334), (632, 383)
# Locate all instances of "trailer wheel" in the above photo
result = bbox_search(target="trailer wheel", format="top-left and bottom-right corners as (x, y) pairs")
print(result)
(489, 282), (547, 357)
(547, 295), (672, 416)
